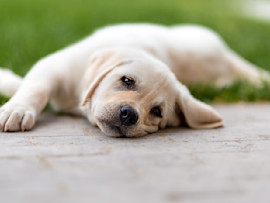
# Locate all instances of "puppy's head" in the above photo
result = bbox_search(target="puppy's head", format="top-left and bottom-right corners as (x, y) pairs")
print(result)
(82, 48), (223, 137)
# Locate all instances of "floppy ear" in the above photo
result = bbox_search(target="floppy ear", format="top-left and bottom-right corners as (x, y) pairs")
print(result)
(81, 49), (132, 106)
(176, 82), (223, 129)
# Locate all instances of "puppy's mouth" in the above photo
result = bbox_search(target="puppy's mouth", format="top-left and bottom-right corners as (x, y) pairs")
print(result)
(100, 121), (126, 137)
(98, 118), (140, 137)
(96, 105), (139, 137)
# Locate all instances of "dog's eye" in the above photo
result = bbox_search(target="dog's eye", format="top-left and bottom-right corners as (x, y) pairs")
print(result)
(121, 76), (135, 88)
(150, 106), (162, 118)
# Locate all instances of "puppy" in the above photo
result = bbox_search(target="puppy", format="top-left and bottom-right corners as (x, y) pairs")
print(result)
(0, 24), (268, 137)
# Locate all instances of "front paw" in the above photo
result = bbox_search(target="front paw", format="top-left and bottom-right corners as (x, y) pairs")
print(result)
(0, 103), (36, 132)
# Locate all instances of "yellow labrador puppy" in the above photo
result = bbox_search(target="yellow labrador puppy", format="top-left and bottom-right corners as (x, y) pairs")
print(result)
(0, 24), (267, 137)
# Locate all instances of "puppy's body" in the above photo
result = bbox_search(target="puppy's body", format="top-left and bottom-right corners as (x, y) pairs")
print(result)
(0, 24), (267, 136)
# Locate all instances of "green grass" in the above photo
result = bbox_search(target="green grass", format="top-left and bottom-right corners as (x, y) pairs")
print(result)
(0, 95), (9, 106)
(189, 81), (270, 103)
(1, 0), (270, 103)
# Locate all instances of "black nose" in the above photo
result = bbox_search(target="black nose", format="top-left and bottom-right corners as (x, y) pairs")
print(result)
(119, 105), (138, 126)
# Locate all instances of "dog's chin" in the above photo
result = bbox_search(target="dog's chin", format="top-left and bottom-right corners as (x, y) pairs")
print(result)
(100, 122), (123, 137)
(97, 121), (145, 138)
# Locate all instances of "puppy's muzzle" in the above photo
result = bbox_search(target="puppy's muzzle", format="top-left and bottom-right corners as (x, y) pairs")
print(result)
(119, 105), (138, 126)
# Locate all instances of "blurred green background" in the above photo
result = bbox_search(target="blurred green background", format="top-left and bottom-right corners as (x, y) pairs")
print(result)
(1, 0), (270, 103)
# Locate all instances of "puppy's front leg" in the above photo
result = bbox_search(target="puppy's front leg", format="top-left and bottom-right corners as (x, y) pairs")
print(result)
(0, 62), (57, 132)
(0, 84), (51, 132)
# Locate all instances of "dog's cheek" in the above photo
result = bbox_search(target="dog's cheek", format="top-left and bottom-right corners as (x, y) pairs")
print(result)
(162, 106), (181, 127)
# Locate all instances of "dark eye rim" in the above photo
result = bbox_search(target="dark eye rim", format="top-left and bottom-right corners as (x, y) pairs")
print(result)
(150, 106), (162, 118)
(121, 76), (135, 88)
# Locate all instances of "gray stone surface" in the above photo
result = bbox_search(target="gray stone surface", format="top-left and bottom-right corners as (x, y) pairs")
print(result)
(0, 104), (270, 203)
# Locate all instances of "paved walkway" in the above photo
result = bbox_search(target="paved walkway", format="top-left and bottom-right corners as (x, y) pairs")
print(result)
(0, 104), (269, 203)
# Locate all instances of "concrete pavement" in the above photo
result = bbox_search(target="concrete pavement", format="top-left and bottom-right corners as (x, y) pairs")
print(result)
(0, 103), (270, 203)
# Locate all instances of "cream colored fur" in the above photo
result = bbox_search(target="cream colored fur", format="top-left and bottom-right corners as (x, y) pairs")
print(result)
(0, 24), (267, 136)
